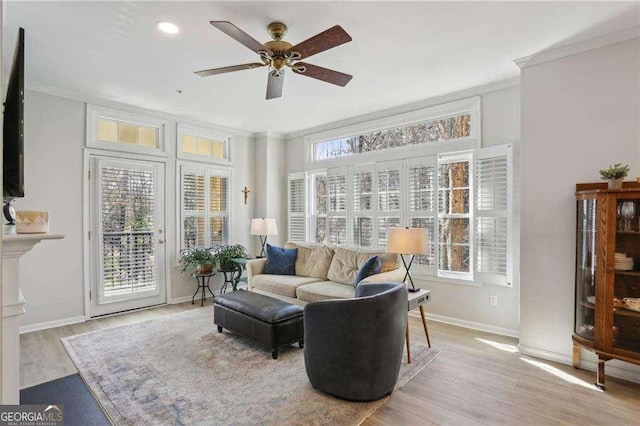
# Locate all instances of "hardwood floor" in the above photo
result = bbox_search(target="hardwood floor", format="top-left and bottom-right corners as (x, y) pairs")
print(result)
(21, 302), (640, 425)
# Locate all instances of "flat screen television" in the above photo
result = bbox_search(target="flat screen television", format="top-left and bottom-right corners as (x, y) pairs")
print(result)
(3, 27), (25, 200)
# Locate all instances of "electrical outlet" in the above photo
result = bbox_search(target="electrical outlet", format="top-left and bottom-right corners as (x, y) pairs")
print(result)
(490, 295), (498, 307)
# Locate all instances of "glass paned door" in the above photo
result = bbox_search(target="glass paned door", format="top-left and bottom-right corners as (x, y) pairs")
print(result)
(575, 198), (597, 341)
(90, 157), (166, 316)
(613, 196), (640, 353)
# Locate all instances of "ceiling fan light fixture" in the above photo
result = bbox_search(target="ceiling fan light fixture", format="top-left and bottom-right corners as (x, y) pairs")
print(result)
(157, 21), (180, 35)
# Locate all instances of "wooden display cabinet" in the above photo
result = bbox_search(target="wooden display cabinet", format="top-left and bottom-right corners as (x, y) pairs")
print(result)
(573, 182), (640, 389)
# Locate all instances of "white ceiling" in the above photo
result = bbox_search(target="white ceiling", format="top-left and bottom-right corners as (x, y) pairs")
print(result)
(3, 1), (639, 135)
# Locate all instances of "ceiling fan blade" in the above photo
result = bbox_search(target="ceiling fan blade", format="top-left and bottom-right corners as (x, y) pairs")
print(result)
(287, 25), (352, 60)
(266, 71), (285, 100)
(195, 63), (265, 77)
(292, 62), (352, 87)
(210, 21), (272, 55)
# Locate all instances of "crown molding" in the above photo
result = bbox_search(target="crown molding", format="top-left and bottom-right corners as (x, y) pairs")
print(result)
(283, 76), (520, 140)
(514, 26), (640, 69)
(252, 131), (286, 140)
(19, 79), (254, 138)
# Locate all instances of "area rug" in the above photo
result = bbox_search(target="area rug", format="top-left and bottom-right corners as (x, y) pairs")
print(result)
(62, 308), (441, 426)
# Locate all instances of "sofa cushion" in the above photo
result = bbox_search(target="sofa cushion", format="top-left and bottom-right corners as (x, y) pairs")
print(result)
(354, 255), (382, 287)
(263, 244), (297, 275)
(296, 281), (356, 303)
(327, 247), (399, 285)
(251, 274), (321, 298)
(284, 242), (334, 280)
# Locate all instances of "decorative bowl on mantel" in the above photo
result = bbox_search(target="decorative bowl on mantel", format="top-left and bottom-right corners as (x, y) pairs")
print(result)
(15, 211), (49, 234)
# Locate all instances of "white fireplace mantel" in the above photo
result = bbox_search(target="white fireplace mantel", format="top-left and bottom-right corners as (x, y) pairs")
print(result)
(2, 232), (64, 404)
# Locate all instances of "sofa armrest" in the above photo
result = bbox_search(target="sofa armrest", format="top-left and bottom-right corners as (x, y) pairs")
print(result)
(360, 268), (405, 285)
(247, 258), (267, 290)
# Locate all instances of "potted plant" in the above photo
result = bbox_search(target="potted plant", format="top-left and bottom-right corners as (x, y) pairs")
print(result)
(179, 247), (217, 274)
(599, 163), (629, 189)
(213, 244), (249, 271)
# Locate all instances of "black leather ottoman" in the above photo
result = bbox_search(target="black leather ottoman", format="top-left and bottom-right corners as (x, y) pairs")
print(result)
(214, 290), (304, 359)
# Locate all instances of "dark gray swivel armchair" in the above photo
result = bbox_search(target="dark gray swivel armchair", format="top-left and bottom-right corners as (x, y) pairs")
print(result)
(303, 282), (407, 401)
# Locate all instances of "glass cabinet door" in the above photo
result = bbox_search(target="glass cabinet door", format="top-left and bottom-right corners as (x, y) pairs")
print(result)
(575, 198), (597, 341)
(613, 197), (640, 352)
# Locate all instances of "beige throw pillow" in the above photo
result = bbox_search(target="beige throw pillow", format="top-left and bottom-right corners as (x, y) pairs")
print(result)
(284, 242), (335, 280)
(327, 247), (398, 285)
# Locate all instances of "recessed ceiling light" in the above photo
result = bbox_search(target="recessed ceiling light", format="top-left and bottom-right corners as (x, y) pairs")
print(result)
(157, 21), (180, 35)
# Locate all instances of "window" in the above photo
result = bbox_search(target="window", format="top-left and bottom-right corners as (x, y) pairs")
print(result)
(326, 168), (347, 245)
(310, 172), (327, 244)
(377, 161), (402, 247)
(408, 157), (436, 270)
(437, 153), (472, 279)
(352, 164), (374, 247)
(313, 113), (472, 161)
(177, 124), (231, 164)
(87, 105), (168, 156)
(180, 165), (230, 250)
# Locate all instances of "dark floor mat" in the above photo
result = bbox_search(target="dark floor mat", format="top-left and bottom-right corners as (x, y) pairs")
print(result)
(20, 374), (110, 426)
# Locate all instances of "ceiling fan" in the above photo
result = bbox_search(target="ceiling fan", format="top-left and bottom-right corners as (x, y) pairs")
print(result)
(195, 21), (353, 100)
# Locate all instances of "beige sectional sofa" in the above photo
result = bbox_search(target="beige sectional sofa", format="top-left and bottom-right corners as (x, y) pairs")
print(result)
(247, 242), (405, 306)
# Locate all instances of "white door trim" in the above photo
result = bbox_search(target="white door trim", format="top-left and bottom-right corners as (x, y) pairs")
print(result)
(83, 149), (171, 319)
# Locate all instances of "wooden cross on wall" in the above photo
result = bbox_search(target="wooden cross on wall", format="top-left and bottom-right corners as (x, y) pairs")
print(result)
(241, 186), (250, 205)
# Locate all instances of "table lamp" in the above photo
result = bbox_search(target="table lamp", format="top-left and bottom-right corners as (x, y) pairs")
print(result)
(386, 227), (428, 293)
(251, 218), (278, 258)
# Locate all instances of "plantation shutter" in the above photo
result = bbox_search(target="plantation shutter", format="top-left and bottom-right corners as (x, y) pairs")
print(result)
(475, 144), (513, 286)
(181, 165), (230, 249)
(288, 172), (306, 242)
(209, 170), (230, 246)
(327, 167), (348, 245)
(407, 156), (436, 271)
(351, 164), (375, 247)
(99, 162), (158, 299)
(376, 160), (403, 247)
(181, 166), (206, 250)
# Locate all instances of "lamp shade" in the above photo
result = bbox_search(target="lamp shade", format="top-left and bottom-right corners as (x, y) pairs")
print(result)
(386, 227), (428, 255)
(250, 218), (278, 236)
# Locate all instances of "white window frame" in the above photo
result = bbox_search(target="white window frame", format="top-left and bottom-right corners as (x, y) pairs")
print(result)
(177, 123), (232, 166)
(177, 162), (232, 255)
(436, 150), (474, 281)
(86, 104), (168, 157)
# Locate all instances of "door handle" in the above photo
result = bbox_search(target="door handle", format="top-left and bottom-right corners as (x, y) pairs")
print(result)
(158, 238), (165, 244)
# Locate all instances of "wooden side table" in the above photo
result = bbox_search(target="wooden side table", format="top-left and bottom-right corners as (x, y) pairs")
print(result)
(406, 289), (432, 363)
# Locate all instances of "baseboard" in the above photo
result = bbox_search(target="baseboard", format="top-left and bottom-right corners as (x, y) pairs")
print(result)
(412, 311), (520, 338)
(171, 284), (248, 305)
(518, 344), (640, 385)
(170, 294), (215, 304)
(20, 316), (86, 335)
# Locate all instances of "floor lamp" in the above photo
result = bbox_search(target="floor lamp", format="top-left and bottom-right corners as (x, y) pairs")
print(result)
(386, 227), (428, 293)
(251, 218), (278, 258)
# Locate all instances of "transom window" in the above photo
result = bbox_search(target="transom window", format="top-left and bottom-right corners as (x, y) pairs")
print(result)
(87, 105), (168, 156)
(313, 113), (471, 161)
(177, 124), (230, 164)
(97, 119), (158, 148)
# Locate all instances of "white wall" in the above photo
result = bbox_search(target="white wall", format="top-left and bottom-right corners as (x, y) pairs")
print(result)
(519, 38), (640, 378)
(18, 89), (256, 327)
(285, 84), (522, 334)
(253, 133), (286, 247)
(19, 91), (85, 325)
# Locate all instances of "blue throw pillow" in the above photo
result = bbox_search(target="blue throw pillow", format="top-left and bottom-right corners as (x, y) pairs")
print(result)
(354, 255), (382, 287)
(263, 244), (297, 275)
